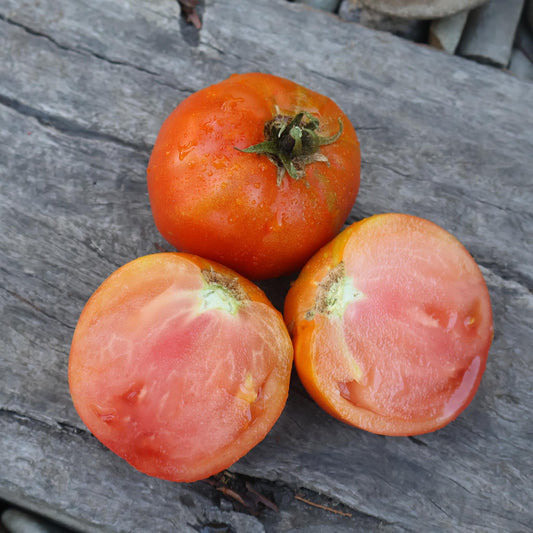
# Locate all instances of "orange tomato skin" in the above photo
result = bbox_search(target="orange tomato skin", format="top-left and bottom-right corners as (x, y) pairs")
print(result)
(147, 73), (360, 280)
(69, 253), (293, 482)
(284, 214), (494, 436)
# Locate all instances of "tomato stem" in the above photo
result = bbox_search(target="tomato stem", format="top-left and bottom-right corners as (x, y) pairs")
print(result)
(236, 111), (343, 185)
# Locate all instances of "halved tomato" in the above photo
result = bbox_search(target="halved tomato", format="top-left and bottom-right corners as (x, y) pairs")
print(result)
(69, 253), (293, 482)
(284, 214), (493, 436)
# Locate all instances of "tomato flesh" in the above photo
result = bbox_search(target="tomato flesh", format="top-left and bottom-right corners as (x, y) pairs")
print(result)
(284, 214), (493, 436)
(69, 253), (293, 481)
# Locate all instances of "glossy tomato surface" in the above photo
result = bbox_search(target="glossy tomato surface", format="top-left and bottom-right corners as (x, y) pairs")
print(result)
(147, 72), (361, 280)
(69, 253), (293, 482)
(284, 214), (493, 436)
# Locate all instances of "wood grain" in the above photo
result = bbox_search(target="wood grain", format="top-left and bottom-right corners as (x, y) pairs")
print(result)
(1, 0), (532, 531)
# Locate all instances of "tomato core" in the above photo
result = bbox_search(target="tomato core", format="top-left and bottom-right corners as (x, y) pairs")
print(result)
(312, 262), (364, 318)
(201, 269), (248, 314)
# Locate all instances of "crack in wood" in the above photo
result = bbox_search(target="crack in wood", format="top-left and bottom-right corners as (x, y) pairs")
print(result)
(0, 13), (72, 53)
(408, 436), (428, 447)
(307, 68), (352, 89)
(2, 286), (74, 331)
(0, 408), (90, 440)
(77, 46), (160, 77)
(361, 159), (411, 178)
(0, 93), (151, 153)
(2, 9), (200, 96)
(478, 261), (533, 296)
(0, 12), (159, 77)
(293, 486), (395, 527)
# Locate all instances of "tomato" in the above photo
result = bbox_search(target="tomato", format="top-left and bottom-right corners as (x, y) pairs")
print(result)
(284, 214), (493, 436)
(146, 72), (360, 280)
(69, 253), (293, 482)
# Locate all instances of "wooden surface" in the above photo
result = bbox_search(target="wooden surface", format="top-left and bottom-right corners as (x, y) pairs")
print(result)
(1, 0), (532, 531)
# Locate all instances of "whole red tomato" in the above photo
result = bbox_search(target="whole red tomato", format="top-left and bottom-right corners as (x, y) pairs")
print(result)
(147, 72), (361, 280)
(284, 214), (494, 436)
(69, 253), (293, 482)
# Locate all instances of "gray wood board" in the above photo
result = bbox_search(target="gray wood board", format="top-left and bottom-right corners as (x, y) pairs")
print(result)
(1, 0), (532, 531)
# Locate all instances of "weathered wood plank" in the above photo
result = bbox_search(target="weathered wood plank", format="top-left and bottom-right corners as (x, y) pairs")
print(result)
(1, 0), (532, 531)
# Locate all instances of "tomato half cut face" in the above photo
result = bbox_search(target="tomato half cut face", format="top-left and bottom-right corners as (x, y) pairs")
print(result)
(69, 253), (293, 482)
(284, 214), (493, 436)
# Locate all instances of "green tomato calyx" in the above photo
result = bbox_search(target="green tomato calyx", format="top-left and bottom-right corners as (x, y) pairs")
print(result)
(237, 110), (343, 185)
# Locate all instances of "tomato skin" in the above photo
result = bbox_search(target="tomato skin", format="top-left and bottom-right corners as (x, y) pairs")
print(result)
(69, 253), (293, 482)
(147, 72), (360, 280)
(284, 214), (494, 436)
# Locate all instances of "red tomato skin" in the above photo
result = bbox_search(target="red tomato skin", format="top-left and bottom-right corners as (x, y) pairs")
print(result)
(147, 72), (361, 280)
(69, 253), (293, 482)
(284, 214), (494, 436)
